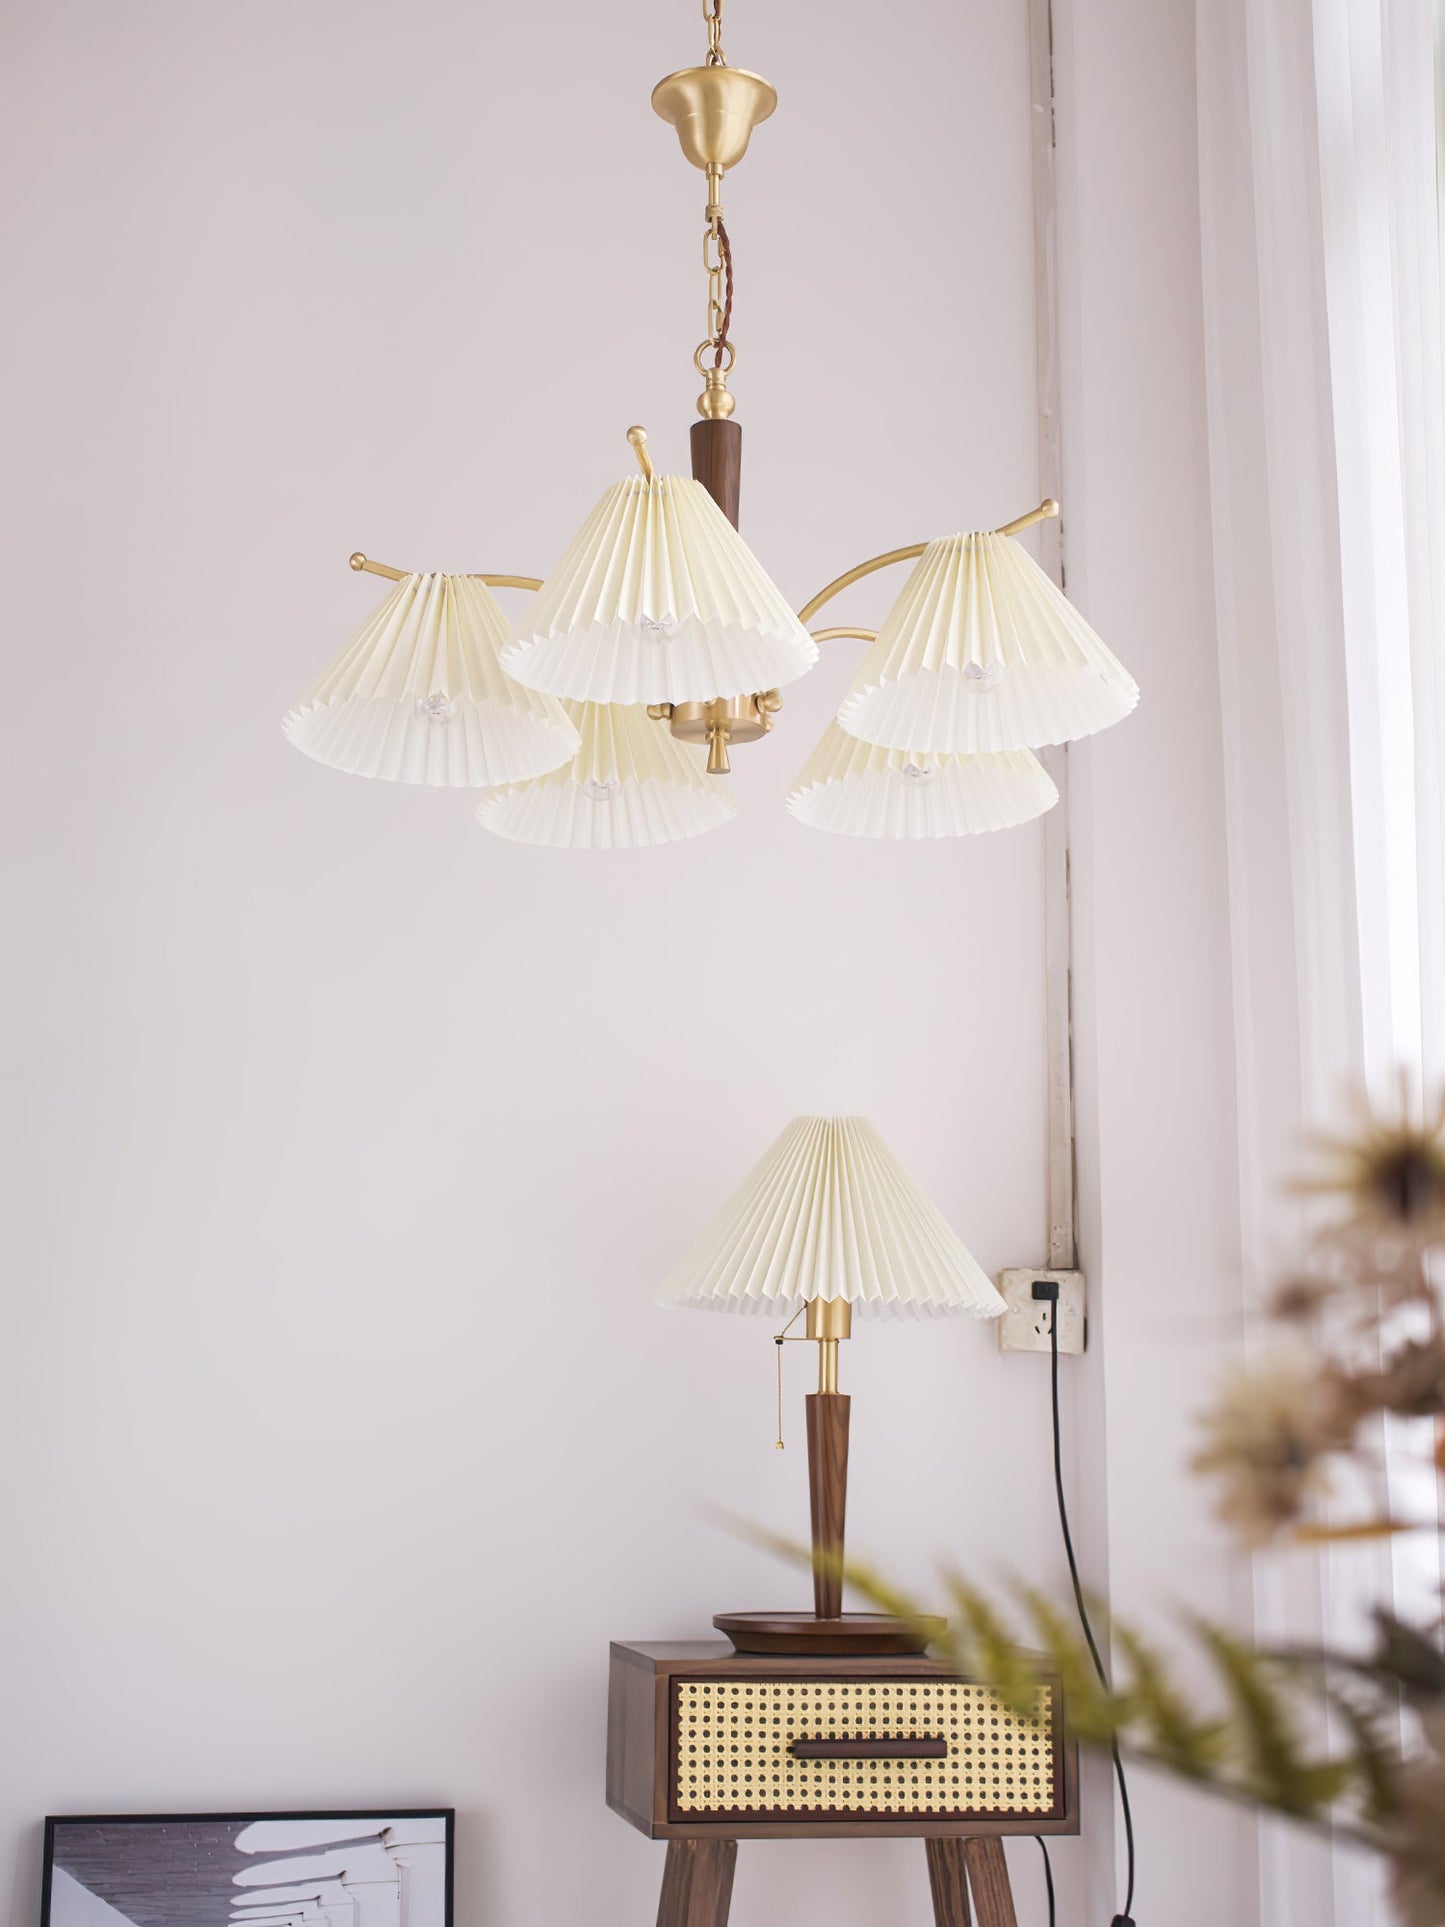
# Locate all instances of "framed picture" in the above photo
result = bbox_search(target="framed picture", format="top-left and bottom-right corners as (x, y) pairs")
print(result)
(42, 1811), (453, 1927)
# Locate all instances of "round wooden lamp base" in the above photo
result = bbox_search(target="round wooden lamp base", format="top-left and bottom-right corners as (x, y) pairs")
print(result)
(714, 1610), (947, 1657)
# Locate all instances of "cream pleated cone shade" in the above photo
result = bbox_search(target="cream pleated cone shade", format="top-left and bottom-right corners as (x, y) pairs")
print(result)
(836, 531), (1139, 754)
(284, 572), (580, 787)
(476, 701), (737, 850)
(499, 474), (818, 705)
(788, 724), (1058, 840)
(656, 1116), (1004, 1320)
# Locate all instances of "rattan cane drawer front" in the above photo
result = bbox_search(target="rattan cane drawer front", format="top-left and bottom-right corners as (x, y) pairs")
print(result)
(672, 1677), (1059, 1821)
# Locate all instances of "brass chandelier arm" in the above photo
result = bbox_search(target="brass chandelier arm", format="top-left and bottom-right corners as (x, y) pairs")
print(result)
(348, 553), (544, 593)
(796, 546), (927, 626)
(998, 496), (1060, 538)
(795, 498), (1061, 627)
(346, 493), (1058, 618)
(810, 626), (878, 645)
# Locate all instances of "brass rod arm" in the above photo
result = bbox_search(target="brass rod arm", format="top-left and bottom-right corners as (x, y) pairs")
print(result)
(794, 498), (1061, 626)
(348, 552), (543, 592)
(350, 552), (407, 582)
(810, 626), (878, 645)
(796, 546), (927, 626)
(995, 496), (1060, 539)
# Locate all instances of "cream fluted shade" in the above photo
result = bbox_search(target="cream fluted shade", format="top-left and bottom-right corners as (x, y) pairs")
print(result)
(836, 531), (1139, 755)
(285, 572), (580, 787)
(477, 701), (737, 849)
(499, 474), (818, 706)
(656, 1116), (1005, 1320)
(787, 724), (1058, 840)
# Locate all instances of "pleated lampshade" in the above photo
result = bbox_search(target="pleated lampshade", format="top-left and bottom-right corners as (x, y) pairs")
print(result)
(476, 701), (737, 850)
(656, 1116), (1004, 1319)
(284, 573), (580, 787)
(787, 724), (1058, 840)
(499, 474), (818, 706)
(836, 531), (1139, 755)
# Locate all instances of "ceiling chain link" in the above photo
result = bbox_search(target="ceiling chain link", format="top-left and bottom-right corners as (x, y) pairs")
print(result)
(703, 0), (726, 67)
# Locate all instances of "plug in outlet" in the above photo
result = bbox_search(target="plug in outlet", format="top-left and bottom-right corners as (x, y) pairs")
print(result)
(997, 1269), (1086, 1355)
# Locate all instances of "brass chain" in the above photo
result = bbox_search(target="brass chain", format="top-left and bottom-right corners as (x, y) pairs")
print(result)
(695, 205), (735, 376)
(696, 127), (735, 378)
(693, 0), (736, 398)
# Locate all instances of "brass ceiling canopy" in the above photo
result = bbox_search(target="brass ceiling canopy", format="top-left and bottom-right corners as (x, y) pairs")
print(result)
(285, 0), (1140, 848)
(650, 65), (778, 171)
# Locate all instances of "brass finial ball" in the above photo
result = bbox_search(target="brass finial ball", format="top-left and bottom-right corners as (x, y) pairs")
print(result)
(349, 552), (367, 571)
(626, 425), (657, 482)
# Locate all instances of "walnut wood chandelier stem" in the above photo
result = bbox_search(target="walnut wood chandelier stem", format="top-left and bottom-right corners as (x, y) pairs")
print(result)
(691, 418), (742, 527)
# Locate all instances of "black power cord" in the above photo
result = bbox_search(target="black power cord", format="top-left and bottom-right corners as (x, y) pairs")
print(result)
(1033, 1278), (1138, 1927)
(1035, 1836), (1056, 1926)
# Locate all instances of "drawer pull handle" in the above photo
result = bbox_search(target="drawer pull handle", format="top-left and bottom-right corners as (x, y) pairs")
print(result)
(789, 1737), (948, 1760)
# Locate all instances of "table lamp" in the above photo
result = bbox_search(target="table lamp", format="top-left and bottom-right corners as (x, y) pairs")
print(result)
(657, 1116), (1005, 1655)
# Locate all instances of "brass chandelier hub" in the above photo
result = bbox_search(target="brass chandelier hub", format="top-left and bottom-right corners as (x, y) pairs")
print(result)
(651, 691), (783, 773)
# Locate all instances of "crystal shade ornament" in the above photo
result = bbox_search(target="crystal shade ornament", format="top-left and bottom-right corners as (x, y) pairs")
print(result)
(836, 530), (1139, 755)
(499, 473), (818, 706)
(477, 700), (736, 850)
(285, 573), (580, 787)
(787, 725), (1058, 840)
(656, 1115), (1004, 1319)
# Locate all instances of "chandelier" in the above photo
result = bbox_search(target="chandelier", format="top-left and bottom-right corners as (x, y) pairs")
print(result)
(284, 2), (1140, 850)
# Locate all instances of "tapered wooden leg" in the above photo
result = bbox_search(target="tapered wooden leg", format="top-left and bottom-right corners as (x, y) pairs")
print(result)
(962, 1838), (1019, 1927)
(656, 1840), (737, 1927)
(926, 1840), (972, 1923)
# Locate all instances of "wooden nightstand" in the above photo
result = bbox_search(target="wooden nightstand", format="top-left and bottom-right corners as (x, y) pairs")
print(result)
(607, 1640), (1079, 1926)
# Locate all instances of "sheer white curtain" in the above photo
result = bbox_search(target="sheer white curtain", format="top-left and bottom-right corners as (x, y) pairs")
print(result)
(1317, 0), (1445, 1099)
(1196, 0), (1443, 1919)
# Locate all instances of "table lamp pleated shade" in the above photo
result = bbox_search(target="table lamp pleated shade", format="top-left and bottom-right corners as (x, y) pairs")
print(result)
(284, 573), (580, 787)
(499, 474), (818, 706)
(477, 700), (736, 849)
(787, 725), (1058, 839)
(656, 1116), (1005, 1320)
(836, 531), (1139, 755)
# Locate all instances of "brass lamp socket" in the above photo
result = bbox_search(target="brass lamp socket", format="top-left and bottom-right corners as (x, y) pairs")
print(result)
(807, 1297), (851, 1395)
(806, 1299), (853, 1341)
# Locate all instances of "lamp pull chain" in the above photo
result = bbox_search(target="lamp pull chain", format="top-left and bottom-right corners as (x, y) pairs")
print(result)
(773, 1303), (807, 1449)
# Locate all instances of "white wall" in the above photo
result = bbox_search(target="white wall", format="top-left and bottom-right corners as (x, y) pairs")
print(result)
(1056, 0), (1262, 1917)
(0, 3), (1093, 1926)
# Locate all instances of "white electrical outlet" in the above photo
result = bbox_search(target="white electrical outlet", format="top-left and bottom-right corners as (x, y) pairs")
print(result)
(996, 1269), (1086, 1355)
